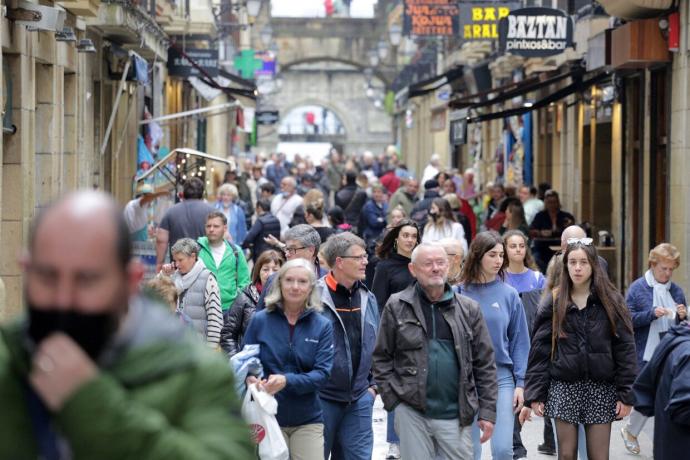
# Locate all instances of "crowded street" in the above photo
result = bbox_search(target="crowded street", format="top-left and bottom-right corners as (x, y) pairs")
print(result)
(2, 0), (690, 459)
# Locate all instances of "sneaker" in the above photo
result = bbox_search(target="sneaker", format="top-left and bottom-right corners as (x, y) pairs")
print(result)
(537, 443), (556, 456)
(386, 443), (401, 459)
(620, 426), (641, 455)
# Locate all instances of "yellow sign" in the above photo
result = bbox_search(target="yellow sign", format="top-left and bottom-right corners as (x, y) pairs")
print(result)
(460, 3), (519, 41)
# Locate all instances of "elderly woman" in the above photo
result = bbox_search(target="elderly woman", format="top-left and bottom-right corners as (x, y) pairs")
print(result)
(243, 259), (334, 460)
(163, 238), (223, 348)
(621, 243), (687, 455)
(215, 183), (248, 245)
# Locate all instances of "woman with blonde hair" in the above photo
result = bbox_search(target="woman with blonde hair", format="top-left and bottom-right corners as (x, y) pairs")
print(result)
(243, 259), (335, 460)
(620, 243), (687, 455)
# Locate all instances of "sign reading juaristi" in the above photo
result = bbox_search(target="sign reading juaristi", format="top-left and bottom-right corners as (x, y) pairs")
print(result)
(498, 7), (574, 58)
(403, 0), (460, 37)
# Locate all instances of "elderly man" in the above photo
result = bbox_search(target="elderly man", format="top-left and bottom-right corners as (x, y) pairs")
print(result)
(271, 176), (304, 238)
(373, 242), (497, 459)
(317, 232), (380, 460)
(0, 191), (251, 459)
(438, 237), (465, 287)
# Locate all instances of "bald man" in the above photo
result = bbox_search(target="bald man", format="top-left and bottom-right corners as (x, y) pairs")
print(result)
(0, 191), (251, 459)
(560, 225), (609, 276)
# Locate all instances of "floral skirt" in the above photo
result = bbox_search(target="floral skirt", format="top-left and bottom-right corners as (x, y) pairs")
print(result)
(544, 379), (617, 425)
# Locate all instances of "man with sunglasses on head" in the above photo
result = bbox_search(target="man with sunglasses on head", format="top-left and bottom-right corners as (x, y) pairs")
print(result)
(316, 232), (380, 460)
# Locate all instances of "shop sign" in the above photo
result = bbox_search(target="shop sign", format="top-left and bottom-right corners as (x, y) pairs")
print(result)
(167, 48), (219, 78)
(435, 84), (451, 103)
(449, 109), (468, 145)
(403, 0), (459, 37)
(498, 7), (574, 58)
(459, 2), (520, 41)
(256, 110), (280, 125)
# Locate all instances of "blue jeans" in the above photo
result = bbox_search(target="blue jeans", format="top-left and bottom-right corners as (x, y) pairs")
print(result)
(473, 365), (514, 460)
(321, 391), (374, 460)
(387, 409), (399, 443)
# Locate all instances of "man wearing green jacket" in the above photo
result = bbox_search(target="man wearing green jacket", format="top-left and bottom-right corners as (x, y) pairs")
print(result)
(0, 191), (252, 459)
(198, 211), (251, 311)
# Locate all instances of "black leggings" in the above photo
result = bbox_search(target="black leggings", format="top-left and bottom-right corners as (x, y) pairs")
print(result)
(555, 419), (612, 460)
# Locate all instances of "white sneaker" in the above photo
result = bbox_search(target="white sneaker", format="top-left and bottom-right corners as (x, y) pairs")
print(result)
(386, 443), (401, 459)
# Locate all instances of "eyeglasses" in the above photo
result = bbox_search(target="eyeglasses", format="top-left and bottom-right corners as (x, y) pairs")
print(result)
(283, 246), (307, 255)
(567, 237), (593, 246)
(340, 254), (368, 262)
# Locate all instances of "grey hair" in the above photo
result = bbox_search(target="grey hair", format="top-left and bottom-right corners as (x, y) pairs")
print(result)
(438, 238), (465, 260)
(321, 232), (366, 267)
(284, 224), (321, 250)
(281, 176), (297, 187)
(218, 183), (238, 199)
(171, 238), (200, 258)
(264, 258), (322, 312)
(410, 242), (447, 264)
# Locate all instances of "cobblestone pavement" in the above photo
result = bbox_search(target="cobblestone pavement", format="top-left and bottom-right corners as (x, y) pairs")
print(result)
(371, 396), (654, 459)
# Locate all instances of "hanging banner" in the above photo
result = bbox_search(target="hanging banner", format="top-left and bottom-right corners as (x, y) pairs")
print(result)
(459, 2), (520, 42)
(498, 7), (574, 57)
(403, 0), (460, 37)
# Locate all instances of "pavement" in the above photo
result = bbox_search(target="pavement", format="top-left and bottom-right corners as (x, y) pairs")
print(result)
(371, 396), (655, 459)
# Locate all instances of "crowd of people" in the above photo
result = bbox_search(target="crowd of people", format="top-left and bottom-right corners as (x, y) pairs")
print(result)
(1, 147), (689, 460)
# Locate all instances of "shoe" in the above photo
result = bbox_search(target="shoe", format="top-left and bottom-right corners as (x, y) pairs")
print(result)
(620, 426), (641, 455)
(386, 443), (401, 459)
(537, 443), (556, 456)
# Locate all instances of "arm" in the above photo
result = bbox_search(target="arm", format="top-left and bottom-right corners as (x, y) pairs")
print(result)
(507, 292), (531, 388)
(204, 275), (223, 348)
(56, 360), (252, 460)
(235, 207), (248, 246)
(242, 219), (263, 251)
(367, 295), (381, 388)
(626, 285), (657, 329)
(139, 190), (170, 207)
(524, 298), (555, 405)
(371, 265), (390, 315)
(284, 321), (334, 395)
(220, 295), (245, 356)
(612, 311), (638, 405)
(468, 301), (498, 424)
(235, 247), (251, 291)
(372, 302), (398, 410)
(155, 228), (170, 270)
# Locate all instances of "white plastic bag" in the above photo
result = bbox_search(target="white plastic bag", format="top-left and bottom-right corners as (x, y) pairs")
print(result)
(241, 383), (289, 460)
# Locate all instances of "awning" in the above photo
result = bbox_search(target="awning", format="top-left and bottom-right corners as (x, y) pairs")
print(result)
(468, 72), (610, 123)
(598, 0), (672, 19)
(409, 66), (464, 98)
(134, 148), (237, 188)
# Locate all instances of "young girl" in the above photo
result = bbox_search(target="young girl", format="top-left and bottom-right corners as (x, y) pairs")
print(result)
(460, 231), (530, 460)
(524, 239), (637, 460)
(503, 230), (545, 294)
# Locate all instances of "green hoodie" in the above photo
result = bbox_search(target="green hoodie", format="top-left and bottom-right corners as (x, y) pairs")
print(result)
(197, 237), (251, 311)
(0, 299), (253, 459)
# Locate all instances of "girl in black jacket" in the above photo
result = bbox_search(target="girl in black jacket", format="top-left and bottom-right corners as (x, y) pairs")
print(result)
(524, 239), (637, 460)
(220, 249), (283, 356)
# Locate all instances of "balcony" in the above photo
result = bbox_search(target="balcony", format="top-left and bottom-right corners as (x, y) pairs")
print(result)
(58, 0), (101, 18)
(598, 0), (673, 19)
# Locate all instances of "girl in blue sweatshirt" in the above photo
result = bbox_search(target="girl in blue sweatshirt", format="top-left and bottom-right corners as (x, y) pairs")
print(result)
(460, 231), (531, 460)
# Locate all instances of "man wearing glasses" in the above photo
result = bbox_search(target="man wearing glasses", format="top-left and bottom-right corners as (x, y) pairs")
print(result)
(316, 232), (380, 460)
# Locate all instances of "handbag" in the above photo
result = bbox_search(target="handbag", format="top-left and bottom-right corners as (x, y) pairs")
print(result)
(241, 383), (289, 460)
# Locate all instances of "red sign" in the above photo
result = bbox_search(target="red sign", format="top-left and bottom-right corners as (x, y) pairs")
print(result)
(403, 0), (460, 37)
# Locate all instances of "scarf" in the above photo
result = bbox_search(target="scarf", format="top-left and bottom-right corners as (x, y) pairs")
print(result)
(172, 259), (206, 295)
(643, 269), (677, 361)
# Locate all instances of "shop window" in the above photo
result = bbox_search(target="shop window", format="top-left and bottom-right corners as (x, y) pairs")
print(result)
(649, 67), (669, 247)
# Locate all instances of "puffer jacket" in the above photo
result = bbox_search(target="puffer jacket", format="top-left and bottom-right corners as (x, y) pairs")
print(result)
(220, 284), (260, 356)
(524, 292), (637, 406)
(372, 284), (498, 426)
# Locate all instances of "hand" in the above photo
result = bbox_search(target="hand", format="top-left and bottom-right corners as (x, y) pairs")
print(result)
(262, 374), (287, 395)
(263, 234), (283, 248)
(677, 304), (687, 320)
(513, 387), (525, 414)
(368, 387), (377, 399)
(29, 333), (98, 411)
(616, 401), (632, 420)
(654, 307), (667, 318)
(477, 419), (494, 443)
(531, 401), (545, 417)
(160, 263), (175, 276)
(518, 407), (532, 425)
(246, 375), (260, 386)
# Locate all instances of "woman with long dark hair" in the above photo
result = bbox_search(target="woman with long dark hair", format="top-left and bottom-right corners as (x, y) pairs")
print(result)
(460, 231), (530, 460)
(524, 239), (637, 460)
(370, 219), (420, 459)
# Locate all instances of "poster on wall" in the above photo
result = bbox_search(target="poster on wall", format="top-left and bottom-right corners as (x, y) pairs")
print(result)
(498, 7), (574, 57)
(403, 0), (459, 37)
(458, 2), (520, 42)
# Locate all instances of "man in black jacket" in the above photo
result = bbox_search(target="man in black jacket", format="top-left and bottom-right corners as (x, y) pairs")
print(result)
(410, 179), (441, 230)
(242, 199), (281, 262)
(335, 171), (368, 228)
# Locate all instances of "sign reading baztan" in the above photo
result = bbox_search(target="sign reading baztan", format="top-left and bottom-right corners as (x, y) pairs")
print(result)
(498, 7), (574, 57)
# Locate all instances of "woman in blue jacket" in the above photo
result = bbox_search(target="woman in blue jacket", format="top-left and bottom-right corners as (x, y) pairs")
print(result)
(243, 258), (334, 460)
(215, 183), (248, 245)
(460, 231), (530, 460)
(360, 184), (388, 245)
(621, 243), (687, 455)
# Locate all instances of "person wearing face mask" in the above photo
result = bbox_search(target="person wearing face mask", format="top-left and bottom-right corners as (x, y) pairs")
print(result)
(459, 231), (530, 460)
(422, 198), (468, 254)
(0, 191), (252, 459)
(220, 250), (284, 357)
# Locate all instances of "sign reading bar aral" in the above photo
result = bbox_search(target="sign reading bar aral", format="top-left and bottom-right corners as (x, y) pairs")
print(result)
(498, 7), (574, 58)
(459, 2), (520, 41)
(403, 0), (459, 37)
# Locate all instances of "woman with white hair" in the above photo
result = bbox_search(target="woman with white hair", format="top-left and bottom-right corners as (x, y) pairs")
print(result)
(214, 183), (247, 245)
(163, 238), (223, 347)
(243, 259), (335, 460)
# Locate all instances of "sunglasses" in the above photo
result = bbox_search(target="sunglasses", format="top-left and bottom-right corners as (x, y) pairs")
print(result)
(567, 237), (593, 246)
